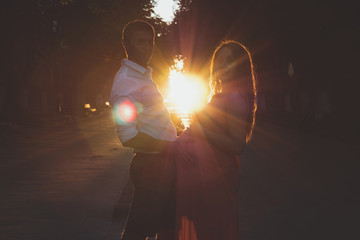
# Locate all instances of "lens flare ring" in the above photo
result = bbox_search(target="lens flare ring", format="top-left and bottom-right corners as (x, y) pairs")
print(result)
(113, 99), (142, 125)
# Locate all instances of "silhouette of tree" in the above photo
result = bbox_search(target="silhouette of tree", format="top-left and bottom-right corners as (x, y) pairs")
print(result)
(2, 0), (357, 134)
(1, 0), (165, 119)
(169, 0), (359, 138)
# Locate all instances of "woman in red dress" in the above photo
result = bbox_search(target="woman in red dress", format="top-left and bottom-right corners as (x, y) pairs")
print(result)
(174, 40), (257, 240)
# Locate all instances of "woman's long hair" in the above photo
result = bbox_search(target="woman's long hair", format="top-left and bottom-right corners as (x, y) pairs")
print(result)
(209, 40), (257, 142)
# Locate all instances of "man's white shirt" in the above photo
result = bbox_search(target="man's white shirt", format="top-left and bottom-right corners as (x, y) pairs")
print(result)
(111, 59), (177, 152)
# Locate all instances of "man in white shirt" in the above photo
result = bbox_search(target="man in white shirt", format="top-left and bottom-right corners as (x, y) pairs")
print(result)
(111, 20), (177, 240)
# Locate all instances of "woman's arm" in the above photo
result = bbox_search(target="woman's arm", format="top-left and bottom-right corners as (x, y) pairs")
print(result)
(191, 92), (249, 154)
(191, 121), (245, 154)
(225, 92), (250, 152)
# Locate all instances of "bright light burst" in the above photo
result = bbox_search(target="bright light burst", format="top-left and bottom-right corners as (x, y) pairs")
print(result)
(152, 0), (180, 23)
(166, 57), (208, 127)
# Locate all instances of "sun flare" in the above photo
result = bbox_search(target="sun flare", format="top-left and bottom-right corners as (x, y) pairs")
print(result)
(168, 73), (207, 113)
(165, 58), (208, 127)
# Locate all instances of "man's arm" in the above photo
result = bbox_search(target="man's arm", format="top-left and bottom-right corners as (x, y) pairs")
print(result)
(123, 132), (175, 152)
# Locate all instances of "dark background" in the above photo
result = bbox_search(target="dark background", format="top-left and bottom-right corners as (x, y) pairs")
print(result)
(1, 0), (358, 142)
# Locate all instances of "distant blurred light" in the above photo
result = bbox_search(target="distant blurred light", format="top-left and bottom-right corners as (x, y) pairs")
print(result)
(84, 103), (91, 109)
(105, 102), (110, 106)
(90, 108), (96, 112)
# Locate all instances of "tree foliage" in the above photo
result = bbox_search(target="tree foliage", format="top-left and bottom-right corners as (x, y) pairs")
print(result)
(2, 0), (357, 122)
(2, 0), (173, 116)
(168, 0), (358, 107)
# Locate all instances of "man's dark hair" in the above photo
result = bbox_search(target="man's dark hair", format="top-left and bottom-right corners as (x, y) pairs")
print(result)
(122, 20), (155, 44)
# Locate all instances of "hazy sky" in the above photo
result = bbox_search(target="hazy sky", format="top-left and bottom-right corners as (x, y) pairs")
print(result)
(152, 0), (180, 23)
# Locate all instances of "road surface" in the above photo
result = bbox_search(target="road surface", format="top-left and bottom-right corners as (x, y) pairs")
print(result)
(0, 113), (358, 239)
(0, 113), (132, 240)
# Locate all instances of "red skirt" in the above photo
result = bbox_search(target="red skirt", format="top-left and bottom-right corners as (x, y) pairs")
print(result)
(174, 130), (239, 240)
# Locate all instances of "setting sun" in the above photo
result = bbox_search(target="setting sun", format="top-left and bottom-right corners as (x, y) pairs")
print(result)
(168, 73), (207, 113)
(165, 58), (208, 127)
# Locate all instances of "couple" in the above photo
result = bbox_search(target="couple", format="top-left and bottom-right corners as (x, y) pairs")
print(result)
(111, 20), (257, 240)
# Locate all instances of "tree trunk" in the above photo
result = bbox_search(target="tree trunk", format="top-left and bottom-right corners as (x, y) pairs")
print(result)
(20, 88), (29, 111)
(41, 91), (48, 112)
